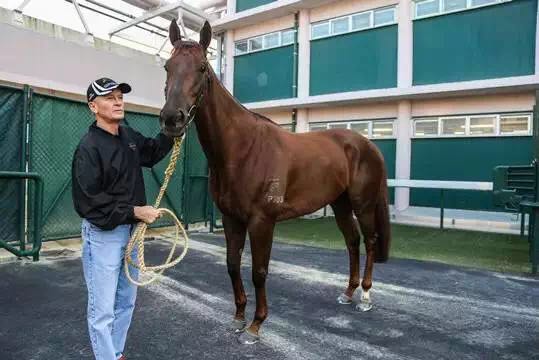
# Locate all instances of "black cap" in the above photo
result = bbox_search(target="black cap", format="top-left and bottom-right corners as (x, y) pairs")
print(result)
(87, 77), (131, 102)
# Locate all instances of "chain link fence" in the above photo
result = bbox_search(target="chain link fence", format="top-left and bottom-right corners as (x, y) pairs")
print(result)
(27, 92), (189, 241)
(0, 86), (25, 244)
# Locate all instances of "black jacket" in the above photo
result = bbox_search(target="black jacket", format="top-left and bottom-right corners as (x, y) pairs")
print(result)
(72, 122), (174, 230)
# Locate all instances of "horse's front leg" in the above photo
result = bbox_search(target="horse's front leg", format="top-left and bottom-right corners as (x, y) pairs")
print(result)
(239, 215), (275, 345)
(223, 215), (248, 332)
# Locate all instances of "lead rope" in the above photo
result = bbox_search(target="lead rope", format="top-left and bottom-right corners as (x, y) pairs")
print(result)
(124, 137), (189, 286)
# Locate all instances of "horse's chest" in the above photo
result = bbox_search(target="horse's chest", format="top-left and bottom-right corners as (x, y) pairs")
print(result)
(210, 175), (243, 212)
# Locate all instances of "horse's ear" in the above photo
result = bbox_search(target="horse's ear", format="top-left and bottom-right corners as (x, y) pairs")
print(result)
(199, 21), (212, 52)
(169, 19), (181, 45)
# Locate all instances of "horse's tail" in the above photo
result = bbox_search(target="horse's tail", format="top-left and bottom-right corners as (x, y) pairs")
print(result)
(374, 177), (391, 263)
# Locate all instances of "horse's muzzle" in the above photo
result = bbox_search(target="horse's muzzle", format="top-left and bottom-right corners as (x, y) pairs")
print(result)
(160, 108), (188, 138)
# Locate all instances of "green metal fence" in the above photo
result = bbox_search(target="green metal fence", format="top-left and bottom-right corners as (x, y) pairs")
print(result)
(182, 124), (212, 225)
(0, 86), (26, 245)
(28, 93), (94, 240)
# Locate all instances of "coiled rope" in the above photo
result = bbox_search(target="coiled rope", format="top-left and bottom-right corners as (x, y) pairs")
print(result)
(124, 137), (189, 286)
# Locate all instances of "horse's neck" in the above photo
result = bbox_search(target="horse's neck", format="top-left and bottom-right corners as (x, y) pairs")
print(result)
(195, 70), (258, 171)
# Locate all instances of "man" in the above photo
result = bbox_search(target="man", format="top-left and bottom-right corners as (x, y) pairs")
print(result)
(72, 77), (173, 360)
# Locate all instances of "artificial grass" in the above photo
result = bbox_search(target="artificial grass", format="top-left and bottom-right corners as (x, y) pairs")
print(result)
(273, 218), (531, 274)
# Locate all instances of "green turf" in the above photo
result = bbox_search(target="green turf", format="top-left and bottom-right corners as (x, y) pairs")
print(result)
(273, 218), (531, 274)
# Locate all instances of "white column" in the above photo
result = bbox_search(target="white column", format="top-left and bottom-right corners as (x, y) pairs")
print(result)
(397, 0), (413, 88)
(227, 0), (236, 16)
(215, 35), (223, 81)
(535, 3), (539, 74)
(295, 108), (309, 133)
(395, 100), (412, 211)
(224, 30), (235, 94)
(297, 9), (311, 98)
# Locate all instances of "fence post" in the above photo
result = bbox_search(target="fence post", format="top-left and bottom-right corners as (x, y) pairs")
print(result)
(440, 189), (445, 230)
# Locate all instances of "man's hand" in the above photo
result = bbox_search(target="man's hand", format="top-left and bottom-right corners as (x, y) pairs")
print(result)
(134, 206), (161, 224)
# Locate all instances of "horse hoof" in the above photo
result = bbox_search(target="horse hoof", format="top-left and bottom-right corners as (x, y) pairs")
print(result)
(337, 293), (352, 305)
(355, 300), (373, 312)
(238, 329), (259, 345)
(230, 319), (247, 333)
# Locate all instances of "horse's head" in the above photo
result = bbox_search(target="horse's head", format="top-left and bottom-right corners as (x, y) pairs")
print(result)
(160, 20), (212, 137)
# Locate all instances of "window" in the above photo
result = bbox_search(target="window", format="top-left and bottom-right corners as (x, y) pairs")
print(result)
(471, 0), (497, 6)
(500, 115), (530, 135)
(311, 6), (396, 40)
(416, 0), (440, 17)
(312, 22), (330, 39)
(350, 122), (369, 136)
(235, 29), (296, 56)
(469, 116), (496, 135)
(412, 112), (531, 137)
(309, 119), (395, 138)
(414, 119), (439, 136)
(441, 117), (466, 135)
(281, 30), (295, 45)
(309, 124), (328, 131)
(235, 40), (248, 55)
(415, 0), (510, 19)
(351, 13), (371, 30)
(374, 8), (396, 26)
(328, 123), (348, 129)
(263, 33), (279, 48)
(249, 37), (263, 51)
(281, 124), (293, 132)
(331, 17), (349, 35)
(372, 121), (394, 138)
(443, 0), (467, 11)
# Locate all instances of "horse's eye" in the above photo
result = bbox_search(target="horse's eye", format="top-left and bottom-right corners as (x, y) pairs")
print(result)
(200, 63), (206, 72)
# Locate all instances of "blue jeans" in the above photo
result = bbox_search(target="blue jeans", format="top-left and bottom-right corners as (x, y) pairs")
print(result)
(81, 219), (138, 360)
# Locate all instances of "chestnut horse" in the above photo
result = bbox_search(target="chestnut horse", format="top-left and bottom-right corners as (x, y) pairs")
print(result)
(160, 20), (391, 344)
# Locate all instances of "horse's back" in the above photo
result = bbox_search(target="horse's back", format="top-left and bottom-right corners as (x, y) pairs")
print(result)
(281, 128), (384, 167)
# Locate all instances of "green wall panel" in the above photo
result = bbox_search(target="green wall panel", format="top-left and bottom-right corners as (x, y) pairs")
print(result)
(413, 0), (537, 85)
(234, 46), (295, 103)
(410, 137), (533, 210)
(372, 139), (396, 204)
(310, 26), (398, 95)
(236, 0), (274, 12)
(0, 87), (24, 244)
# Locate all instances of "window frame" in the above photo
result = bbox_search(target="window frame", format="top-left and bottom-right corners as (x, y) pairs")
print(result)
(440, 116), (468, 137)
(308, 119), (396, 139)
(413, 119), (439, 137)
(468, 115), (497, 137)
(310, 6), (397, 41)
(414, 0), (511, 20)
(499, 114), (533, 136)
(412, 112), (532, 138)
(234, 28), (297, 56)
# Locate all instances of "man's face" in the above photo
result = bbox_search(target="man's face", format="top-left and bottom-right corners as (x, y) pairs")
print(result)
(89, 89), (124, 122)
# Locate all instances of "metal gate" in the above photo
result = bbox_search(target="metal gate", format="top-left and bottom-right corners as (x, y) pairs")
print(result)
(0, 85), (27, 245)
(182, 124), (211, 225)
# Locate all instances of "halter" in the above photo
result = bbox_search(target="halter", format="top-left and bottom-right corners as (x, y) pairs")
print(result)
(184, 65), (209, 129)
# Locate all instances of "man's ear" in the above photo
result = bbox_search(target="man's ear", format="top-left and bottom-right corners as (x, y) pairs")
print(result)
(88, 101), (98, 114)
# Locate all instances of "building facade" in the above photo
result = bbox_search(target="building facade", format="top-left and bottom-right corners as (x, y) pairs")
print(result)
(212, 0), (539, 212)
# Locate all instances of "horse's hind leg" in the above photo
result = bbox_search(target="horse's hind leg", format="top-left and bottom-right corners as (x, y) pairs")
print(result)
(331, 192), (361, 305)
(354, 209), (377, 312)
(223, 215), (248, 332)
